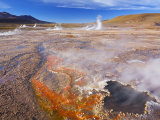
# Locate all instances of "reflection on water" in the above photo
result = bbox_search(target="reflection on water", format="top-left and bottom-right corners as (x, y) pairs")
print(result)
(104, 81), (157, 114)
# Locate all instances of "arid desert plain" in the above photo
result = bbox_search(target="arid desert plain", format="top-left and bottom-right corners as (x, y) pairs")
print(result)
(1, 27), (160, 120)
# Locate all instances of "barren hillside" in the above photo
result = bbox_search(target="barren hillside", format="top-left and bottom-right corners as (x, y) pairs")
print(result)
(103, 13), (160, 27)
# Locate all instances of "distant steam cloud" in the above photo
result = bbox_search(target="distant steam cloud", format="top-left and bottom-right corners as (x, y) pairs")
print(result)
(0, 29), (21, 36)
(78, 25), (97, 31)
(33, 23), (37, 27)
(46, 23), (63, 30)
(20, 25), (28, 28)
(96, 15), (102, 30)
(78, 15), (103, 31)
(46, 16), (103, 31)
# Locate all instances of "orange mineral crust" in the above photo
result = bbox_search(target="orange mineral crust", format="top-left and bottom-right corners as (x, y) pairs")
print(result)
(31, 55), (104, 120)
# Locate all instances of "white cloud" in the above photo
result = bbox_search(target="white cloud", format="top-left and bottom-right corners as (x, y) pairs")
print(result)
(93, 0), (116, 6)
(0, 1), (11, 9)
(39, 0), (160, 10)
(56, 5), (95, 9)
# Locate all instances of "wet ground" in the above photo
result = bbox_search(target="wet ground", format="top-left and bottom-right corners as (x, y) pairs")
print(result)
(0, 28), (160, 119)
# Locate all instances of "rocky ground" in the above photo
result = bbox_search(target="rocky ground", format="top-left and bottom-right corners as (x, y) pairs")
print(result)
(0, 28), (160, 119)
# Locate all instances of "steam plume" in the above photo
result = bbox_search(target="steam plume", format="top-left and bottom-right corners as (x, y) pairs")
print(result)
(96, 15), (102, 30)
(33, 23), (37, 27)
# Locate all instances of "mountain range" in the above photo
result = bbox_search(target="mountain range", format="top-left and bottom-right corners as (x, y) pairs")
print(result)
(0, 12), (53, 23)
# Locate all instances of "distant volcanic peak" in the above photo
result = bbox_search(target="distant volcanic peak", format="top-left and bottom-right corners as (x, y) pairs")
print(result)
(0, 12), (17, 18)
(0, 11), (52, 23)
(1, 12), (10, 14)
(20, 15), (31, 17)
(0, 12), (12, 16)
(0, 12), (36, 20)
(1, 12), (8, 14)
(18, 16), (38, 21)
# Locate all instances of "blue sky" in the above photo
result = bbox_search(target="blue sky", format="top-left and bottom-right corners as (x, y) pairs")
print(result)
(0, 0), (160, 23)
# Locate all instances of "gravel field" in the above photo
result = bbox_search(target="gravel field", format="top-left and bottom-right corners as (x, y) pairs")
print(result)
(1, 28), (160, 119)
